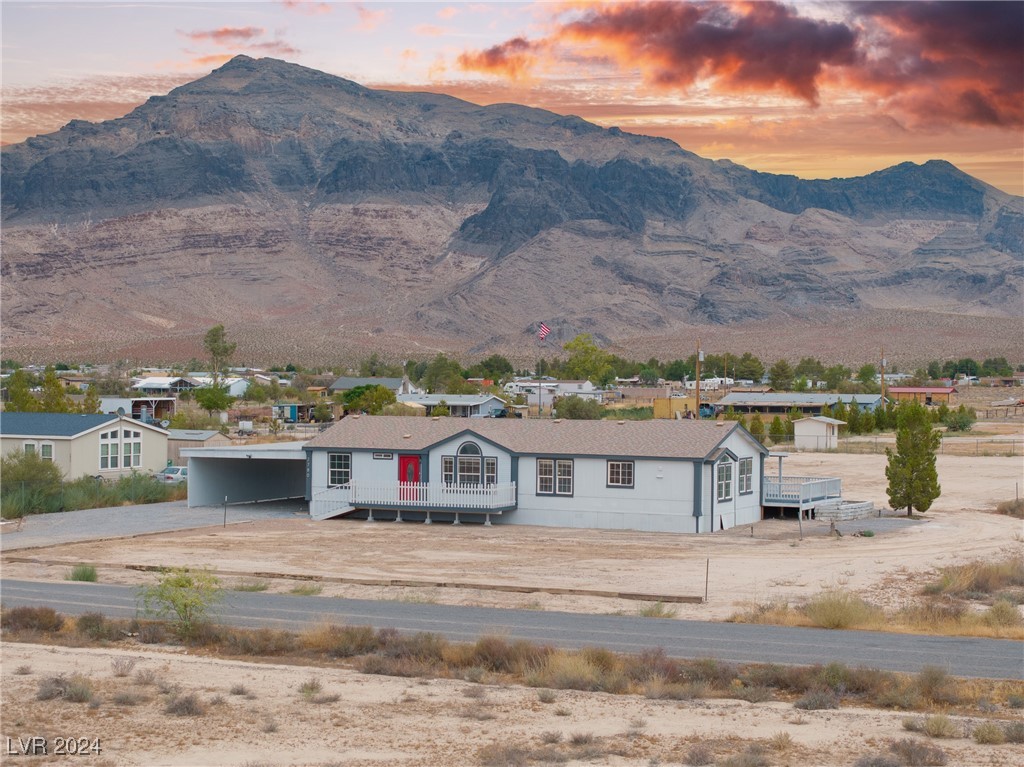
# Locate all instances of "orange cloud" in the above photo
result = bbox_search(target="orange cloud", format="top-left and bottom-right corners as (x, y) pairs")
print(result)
(191, 54), (236, 67)
(414, 24), (447, 38)
(437, 6), (459, 20)
(183, 26), (265, 45)
(353, 3), (389, 31)
(457, 37), (544, 81)
(279, 0), (332, 15)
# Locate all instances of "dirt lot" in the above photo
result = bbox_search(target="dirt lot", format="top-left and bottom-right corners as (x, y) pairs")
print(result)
(2, 452), (1022, 766)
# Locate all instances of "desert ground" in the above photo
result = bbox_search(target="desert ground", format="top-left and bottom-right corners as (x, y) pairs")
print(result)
(2, 452), (1022, 766)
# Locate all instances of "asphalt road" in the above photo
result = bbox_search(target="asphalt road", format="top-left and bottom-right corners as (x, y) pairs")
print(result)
(3, 579), (1021, 680)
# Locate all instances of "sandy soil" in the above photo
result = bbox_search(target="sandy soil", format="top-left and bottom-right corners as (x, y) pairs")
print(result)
(3, 642), (1022, 767)
(3, 454), (1021, 621)
(2, 453), (1023, 766)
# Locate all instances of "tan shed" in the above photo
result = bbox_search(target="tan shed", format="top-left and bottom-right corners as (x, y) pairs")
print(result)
(793, 416), (845, 451)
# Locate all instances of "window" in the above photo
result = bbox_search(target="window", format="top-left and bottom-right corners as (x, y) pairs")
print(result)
(328, 453), (351, 486)
(738, 457), (753, 495)
(23, 443), (36, 456)
(442, 456), (455, 485)
(717, 461), (733, 502)
(538, 458), (573, 496)
(607, 460), (634, 488)
(40, 444), (53, 461)
(484, 457), (497, 486)
(455, 442), (482, 485)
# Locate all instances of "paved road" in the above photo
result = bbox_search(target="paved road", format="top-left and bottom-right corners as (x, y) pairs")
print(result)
(3, 579), (1020, 680)
(0, 500), (304, 551)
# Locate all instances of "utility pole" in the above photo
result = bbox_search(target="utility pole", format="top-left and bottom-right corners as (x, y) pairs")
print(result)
(880, 347), (887, 404)
(695, 339), (703, 418)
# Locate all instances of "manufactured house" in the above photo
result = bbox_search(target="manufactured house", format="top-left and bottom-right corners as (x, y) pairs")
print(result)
(715, 392), (884, 416)
(328, 376), (423, 396)
(0, 412), (169, 479)
(100, 396), (175, 424)
(131, 376), (199, 395)
(302, 415), (769, 533)
(396, 394), (507, 418)
(885, 386), (957, 406)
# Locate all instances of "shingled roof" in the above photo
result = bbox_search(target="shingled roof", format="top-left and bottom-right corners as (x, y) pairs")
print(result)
(304, 415), (761, 460)
(0, 412), (119, 437)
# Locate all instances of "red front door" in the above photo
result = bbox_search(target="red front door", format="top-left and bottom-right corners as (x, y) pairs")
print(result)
(398, 455), (421, 501)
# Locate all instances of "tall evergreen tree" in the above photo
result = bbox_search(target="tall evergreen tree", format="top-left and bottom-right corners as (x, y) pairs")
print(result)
(885, 401), (941, 516)
(40, 367), (73, 413)
(5, 369), (37, 412)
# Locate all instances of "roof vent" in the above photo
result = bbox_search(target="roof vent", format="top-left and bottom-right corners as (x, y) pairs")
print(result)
(352, 414), (360, 419)
(553, 418), (562, 424)
(432, 416), (440, 421)
(617, 420), (625, 425)
(403, 433), (412, 439)
(717, 421), (725, 427)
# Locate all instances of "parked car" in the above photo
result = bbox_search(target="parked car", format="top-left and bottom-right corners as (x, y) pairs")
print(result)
(157, 466), (188, 484)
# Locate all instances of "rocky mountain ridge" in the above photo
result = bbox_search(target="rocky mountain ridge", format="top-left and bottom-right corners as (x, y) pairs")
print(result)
(2, 55), (1021, 363)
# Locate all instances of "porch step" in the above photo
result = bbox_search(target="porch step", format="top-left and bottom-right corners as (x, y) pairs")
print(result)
(310, 504), (356, 521)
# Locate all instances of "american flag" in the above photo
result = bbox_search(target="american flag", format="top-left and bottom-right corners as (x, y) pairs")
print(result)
(538, 322), (551, 341)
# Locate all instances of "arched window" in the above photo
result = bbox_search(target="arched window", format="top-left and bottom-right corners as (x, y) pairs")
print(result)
(457, 442), (482, 485)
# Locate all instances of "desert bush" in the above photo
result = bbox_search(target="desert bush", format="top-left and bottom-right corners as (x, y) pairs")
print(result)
(379, 629), (448, 663)
(232, 579), (269, 592)
(539, 731), (562, 745)
(733, 685), (774, 703)
(924, 557), (1024, 598)
(719, 745), (770, 767)
(468, 635), (550, 674)
(983, 599), (1022, 627)
(76, 612), (114, 640)
(920, 714), (958, 739)
(873, 686), (923, 710)
(229, 684), (249, 696)
(289, 582), (323, 596)
(527, 651), (627, 693)
(112, 691), (144, 706)
(460, 704), (496, 721)
(1005, 693), (1024, 708)
(889, 738), (947, 766)
(685, 742), (715, 766)
(300, 623), (379, 657)
(638, 601), (678, 618)
(67, 563), (98, 582)
(794, 689), (839, 710)
(537, 689), (556, 703)
(15, 665), (32, 675)
(971, 722), (1005, 744)
(644, 678), (706, 700)
(568, 732), (594, 746)
(223, 627), (296, 656)
(1002, 721), (1024, 743)
(995, 499), (1024, 519)
(298, 677), (322, 698)
(463, 685), (486, 699)
(683, 657), (738, 687)
(914, 666), (959, 705)
(110, 657), (137, 677)
(356, 654), (434, 678)
(2, 606), (64, 633)
(165, 693), (205, 716)
(768, 732), (794, 752)
(138, 567), (222, 640)
(478, 743), (529, 767)
(623, 647), (681, 683)
(261, 717), (278, 733)
(134, 669), (159, 686)
(853, 755), (900, 767)
(803, 589), (881, 629)
(137, 621), (167, 644)
(37, 674), (92, 703)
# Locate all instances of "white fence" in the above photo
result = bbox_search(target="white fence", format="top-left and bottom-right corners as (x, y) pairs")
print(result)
(311, 481), (517, 520)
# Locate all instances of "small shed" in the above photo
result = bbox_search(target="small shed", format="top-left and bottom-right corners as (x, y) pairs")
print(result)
(886, 386), (957, 405)
(793, 416), (845, 451)
(167, 429), (232, 465)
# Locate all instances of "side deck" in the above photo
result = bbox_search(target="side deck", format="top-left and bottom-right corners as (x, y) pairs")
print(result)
(763, 476), (842, 512)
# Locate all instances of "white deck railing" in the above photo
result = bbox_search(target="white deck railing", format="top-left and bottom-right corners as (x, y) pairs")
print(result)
(763, 476), (842, 507)
(311, 481), (516, 519)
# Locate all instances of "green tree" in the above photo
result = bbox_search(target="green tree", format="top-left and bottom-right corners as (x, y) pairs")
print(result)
(431, 400), (451, 417)
(203, 325), (236, 383)
(470, 354), (515, 381)
(638, 367), (659, 385)
(138, 567), (222, 639)
(768, 416), (787, 444)
(943, 404), (976, 432)
(768, 360), (794, 391)
(846, 402), (862, 434)
(419, 353), (465, 393)
(5, 369), (38, 412)
(194, 385), (232, 415)
(794, 357), (825, 381)
(40, 367), (73, 413)
(563, 334), (613, 385)
(664, 359), (695, 383)
(312, 402), (333, 422)
(555, 395), (603, 419)
(748, 415), (765, 444)
(359, 352), (402, 378)
(245, 383), (269, 403)
(926, 361), (943, 380)
(343, 384), (396, 414)
(79, 386), (101, 414)
(734, 352), (765, 383)
(823, 365), (851, 391)
(0, 450), (64, 518)
(885, 401), (941, 516)
(856, 364), (877, 387)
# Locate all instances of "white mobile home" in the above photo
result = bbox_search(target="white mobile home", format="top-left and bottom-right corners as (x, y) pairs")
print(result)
(303, 416), (768, 533)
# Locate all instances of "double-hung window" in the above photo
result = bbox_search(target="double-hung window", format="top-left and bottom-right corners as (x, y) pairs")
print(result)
(717, 461), (733, 502)
(537, 458), (573, 496)
(484, 457), (497, 486)
(99, 430), (119, 470)
(328, 453), (351, 486)
(444, 443), (490, 486)
(738, 457), (753, 495)
(607, 460), (634, 488)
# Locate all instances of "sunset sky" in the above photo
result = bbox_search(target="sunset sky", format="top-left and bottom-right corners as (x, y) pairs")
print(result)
(3, 0), (1022, 194)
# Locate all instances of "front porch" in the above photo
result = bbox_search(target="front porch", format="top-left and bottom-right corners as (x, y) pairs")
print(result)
(763, 476), (843, 513)
(310, 481), (517, 521)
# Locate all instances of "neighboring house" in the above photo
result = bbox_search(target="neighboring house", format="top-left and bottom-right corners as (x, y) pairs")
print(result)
(396, 394), (507, 417)
(190, 376), (251, 399)
(715, 392), (884, 416)
(0, 412), (169, 479)
(100, 396), (175, 424)
(793, 416), (845, 451)
(504, 380), (605, 408)
(167, 429), (232, 465)
(328, 376), (423, 396)
(684, 377), (733, 391)
(131, 377), (198, 395)
(885, 387), (957, 406)
(303, 415), (768, 533)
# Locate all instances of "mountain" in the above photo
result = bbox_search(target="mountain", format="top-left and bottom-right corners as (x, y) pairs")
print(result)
(2, 55), (1021, 364)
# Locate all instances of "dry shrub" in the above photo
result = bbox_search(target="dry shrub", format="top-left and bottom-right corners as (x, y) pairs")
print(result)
(224, 627), (297, 656)
(768, 732), (794, 752)
(76, 612), (116, 640)
(914, 666), (959, 706)
(920, 715), (958, 739)
(478, 743), (529, 767)
(794, 689), (839, 710)
(644, 678), (706, 700)
(728, 600), (795, 625)
(733, 685), (774, 703)
(468, 635), (550, 674)
(803, 589), (882, 629)
(1003, 721), (1024, 743)
(138, 622), (166, 644)
(720, 744), (770, 767)
(539, 731), (562, 745)
(853, 755), (901, 767)
(683, 657), (737, 688)
(971, 722), (1005, 744)
(300, 623), (378, 657)
(356, 655), (434, 678)
(37, 674), (92, 702)
(134, 669), (159, 686)
(623, 647), (681, 683)
(110, 657), (137, 677)
(925, 557), (1024, 598)
(983, 599), (1022, 627)
(112, 691), (144, 706)
(379, 629), (448, 663)
(2, 606), (64, 633)
(995, 499), (1024, 518)
(229, 684), (249, 696)
(889, 738), (947, 766)
(537, 689), (556, 704)
(685, 742), (715, 766)
(527, 651), (627, 693)
(165, 693), (205, 716)
(14, 665), (31, 675)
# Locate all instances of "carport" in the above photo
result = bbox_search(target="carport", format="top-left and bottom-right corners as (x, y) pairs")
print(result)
(182, 441), (308, 508)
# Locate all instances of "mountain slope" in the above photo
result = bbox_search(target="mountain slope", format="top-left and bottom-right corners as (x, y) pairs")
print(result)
(2, 55), (1021, 362)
